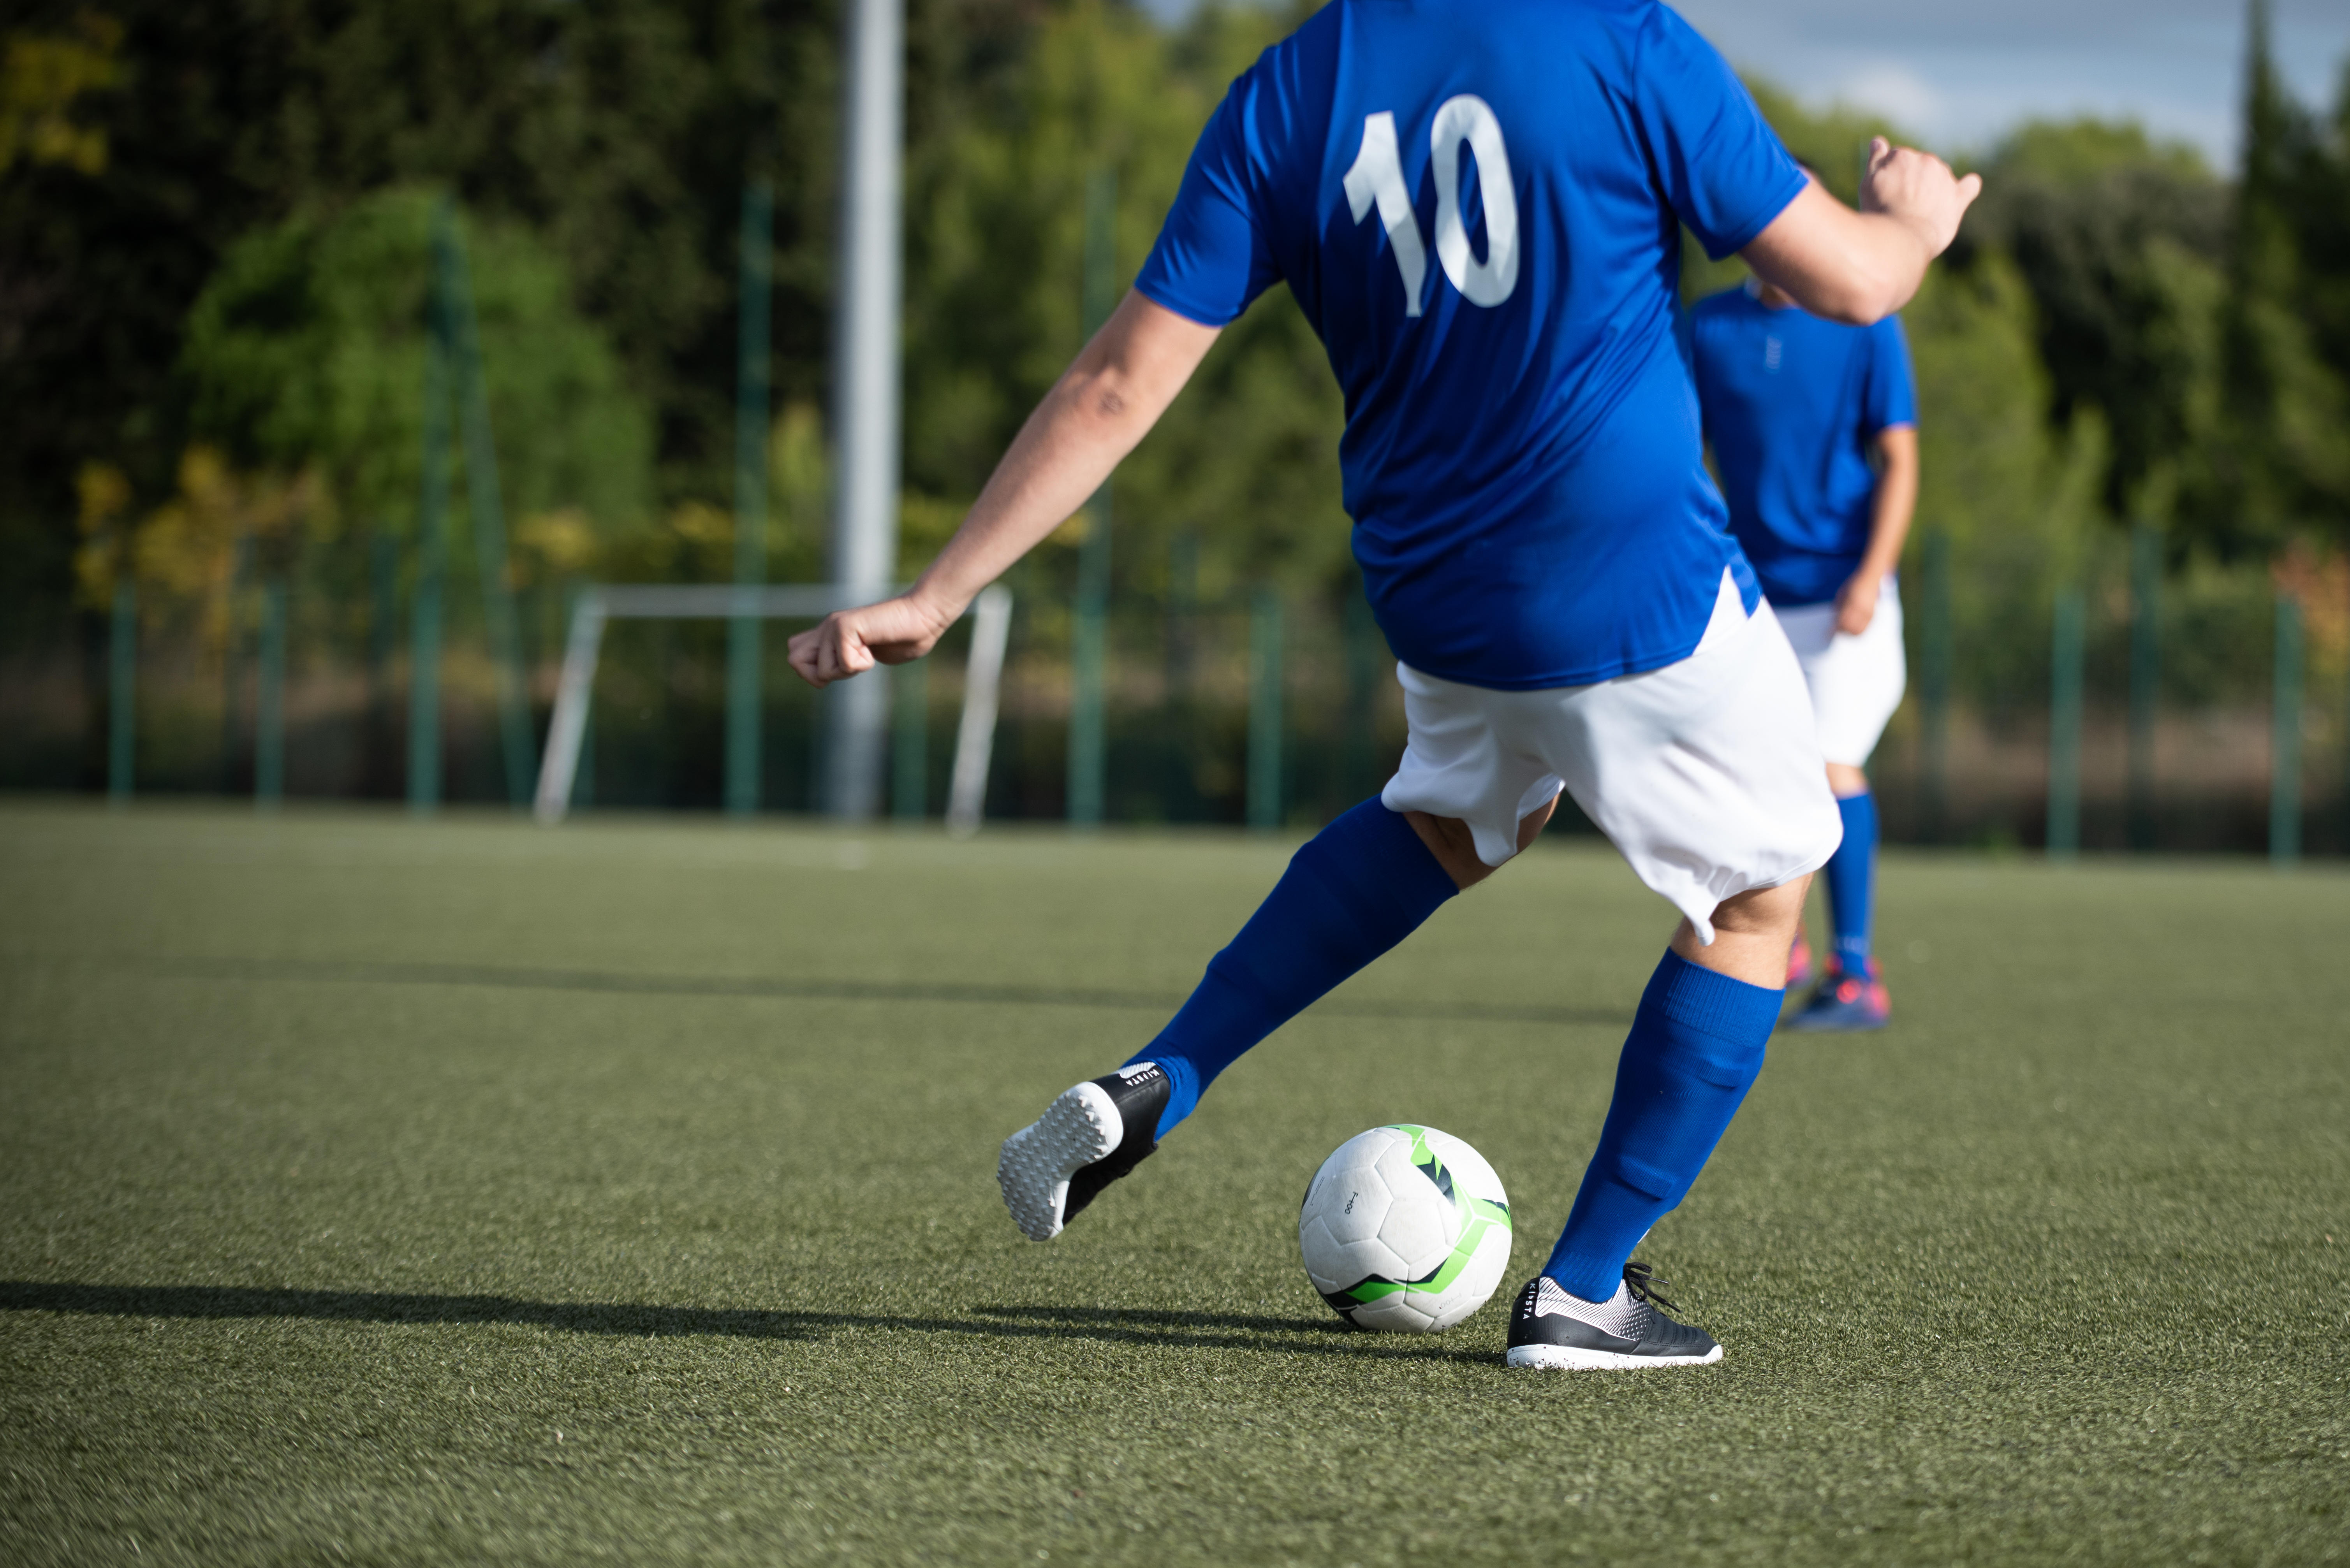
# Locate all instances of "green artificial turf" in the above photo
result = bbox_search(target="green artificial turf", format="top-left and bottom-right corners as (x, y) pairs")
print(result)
(1, 802), (2345, 1566)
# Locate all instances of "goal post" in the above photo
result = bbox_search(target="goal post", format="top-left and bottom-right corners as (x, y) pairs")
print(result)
(533, 583), (1012, 831)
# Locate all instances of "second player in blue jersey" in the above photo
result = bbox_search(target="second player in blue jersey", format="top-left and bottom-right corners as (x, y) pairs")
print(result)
(1689, 280), (1916, 609)
(1691, 216), (1921, 1032)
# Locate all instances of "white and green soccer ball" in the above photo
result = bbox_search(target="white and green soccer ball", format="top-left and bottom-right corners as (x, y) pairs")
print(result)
(1298, 1124), (1512, 1332)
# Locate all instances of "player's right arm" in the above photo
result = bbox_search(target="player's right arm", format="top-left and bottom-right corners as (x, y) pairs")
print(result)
(1741, 137), (1981, 326)
(786, 292), (1220, 689)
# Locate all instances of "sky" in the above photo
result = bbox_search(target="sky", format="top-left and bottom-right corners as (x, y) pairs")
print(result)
(1139, 1), (2350, 171)
(1666, 0), (2348, 168)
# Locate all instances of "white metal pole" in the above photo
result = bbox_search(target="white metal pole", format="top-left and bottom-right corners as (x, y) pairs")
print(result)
(533, 592), (607, 824)
(826, 0), (905, 821)
(946, 586), (1013, 838)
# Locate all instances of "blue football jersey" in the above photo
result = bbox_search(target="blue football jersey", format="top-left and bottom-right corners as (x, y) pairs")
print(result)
(1134, 0), (1804, 689)
(1688, 285), (1918, 608)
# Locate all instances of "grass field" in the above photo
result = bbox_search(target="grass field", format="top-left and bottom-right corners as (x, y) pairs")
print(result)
(1, 802), (2345, 1566)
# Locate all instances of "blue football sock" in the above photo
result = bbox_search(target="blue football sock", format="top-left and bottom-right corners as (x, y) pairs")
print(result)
(1824, 789), (1877, 974)
(1123, 798), (1458, 1138)
(1542, 950), (1781, 1303)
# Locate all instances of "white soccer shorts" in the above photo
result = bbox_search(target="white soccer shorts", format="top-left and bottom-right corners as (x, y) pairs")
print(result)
(1379, 570), (1842, 943)
(1771, 575), (1907, 768)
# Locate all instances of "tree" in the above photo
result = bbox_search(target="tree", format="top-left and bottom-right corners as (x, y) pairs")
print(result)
(180, 186), (655, 548)
(0, 0), (829, 611)
(1956, 118), (2227, 524)
(1902, 251), (2106, 711)
(2188, 0), (2350, 555)
(900, 0), (1352, 603)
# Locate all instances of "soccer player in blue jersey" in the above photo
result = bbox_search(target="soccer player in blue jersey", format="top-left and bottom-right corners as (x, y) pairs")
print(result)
(1689, 176), (1919, 1033)
(791, 0), (1977, 1368)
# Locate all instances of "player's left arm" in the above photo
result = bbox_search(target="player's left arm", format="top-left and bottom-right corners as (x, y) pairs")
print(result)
(787, 292), (1221, 687)
(1836, 423), (1917, 636)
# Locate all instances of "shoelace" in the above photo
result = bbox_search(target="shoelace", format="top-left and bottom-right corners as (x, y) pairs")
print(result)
(1622, 1260), (1681, 1313)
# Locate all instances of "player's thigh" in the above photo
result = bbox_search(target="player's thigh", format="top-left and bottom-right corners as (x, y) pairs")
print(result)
(1542, 600), (1841, 940)
(1380, 663), (1563, 873)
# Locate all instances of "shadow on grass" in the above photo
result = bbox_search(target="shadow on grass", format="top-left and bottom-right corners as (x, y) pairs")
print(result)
(60, 954), (1632, 1031)
(0, 1282), (1493, 1364)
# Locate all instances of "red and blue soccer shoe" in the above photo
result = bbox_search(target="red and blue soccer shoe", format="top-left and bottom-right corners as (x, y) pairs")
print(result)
(1787, 958), (1890, 1032)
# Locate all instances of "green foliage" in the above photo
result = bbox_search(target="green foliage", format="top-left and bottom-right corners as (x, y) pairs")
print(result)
(10, 0), (2348, 660)
(0, 11), (121, 175)
(903, 0), (1349, 603)
(1903, 251), (2105, 709)
(180, 187), (655, 549)
(1957, 120), (2227, 523)
(0, 0), (827, 585)
(2195, 0), (2350, 553)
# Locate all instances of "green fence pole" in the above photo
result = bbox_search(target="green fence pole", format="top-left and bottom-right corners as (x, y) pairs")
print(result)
(367, 530), (398, 793)
(1069, 596), (1106, 826)
(1067, 167), (1118, 829)
(221, 534), (252, 795)
(2046, 587), (2084, 860)
(727, 177), (773, 817)
(893, 651), (928, 821)
(438, 201), (533, 808)
(410, 219), (454, 816)
(2271, 592), (2302, 865)
(255, 580), (287, 809)
(1162, 529), (1199, 822)
(1247, 587), (1283, 832)
(1919, 528), (1952, 843)
(107, 577), (135, 805)
(2126, 522), (2161, 852)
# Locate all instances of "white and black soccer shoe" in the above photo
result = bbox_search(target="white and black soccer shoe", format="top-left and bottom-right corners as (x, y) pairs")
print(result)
(996, 1062), (1172, 1241)
(1503, 1262), (1723, 1370)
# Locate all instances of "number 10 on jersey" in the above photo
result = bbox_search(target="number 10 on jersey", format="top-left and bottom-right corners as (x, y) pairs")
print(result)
(1342, 95), (1521, 317)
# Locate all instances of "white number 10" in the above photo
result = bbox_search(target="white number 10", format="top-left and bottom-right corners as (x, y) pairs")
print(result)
(1342, 96), (1520, 318)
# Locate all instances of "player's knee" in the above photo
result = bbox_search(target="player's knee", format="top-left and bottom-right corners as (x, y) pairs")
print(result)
(1713, 876), (1809, 938)
(1403, 811), (1494, 890)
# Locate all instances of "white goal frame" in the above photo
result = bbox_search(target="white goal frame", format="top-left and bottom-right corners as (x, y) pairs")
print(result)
(532, 583), (1013, 833)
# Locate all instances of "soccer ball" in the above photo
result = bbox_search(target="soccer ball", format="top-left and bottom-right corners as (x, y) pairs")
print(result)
(1298, 1125), (1512, 1332)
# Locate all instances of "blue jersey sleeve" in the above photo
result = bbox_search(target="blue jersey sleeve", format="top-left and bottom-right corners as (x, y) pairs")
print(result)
(1634, 11), (1806, 261)
(1868, 315), (1919, 431)
(1134, 75), (1285, 328)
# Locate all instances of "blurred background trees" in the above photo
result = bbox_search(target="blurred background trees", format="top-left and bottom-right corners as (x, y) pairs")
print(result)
(2, 0), (2346, 840)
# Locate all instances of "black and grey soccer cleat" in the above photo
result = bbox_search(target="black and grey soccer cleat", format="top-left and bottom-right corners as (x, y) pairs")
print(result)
(1503, 1262), (1723, 1369)
(996, 1062), (1172, 1241)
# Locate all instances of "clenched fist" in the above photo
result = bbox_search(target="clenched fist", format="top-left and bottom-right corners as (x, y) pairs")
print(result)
(787, 593), (957, 689)
(1859, 136), (1982, 261)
